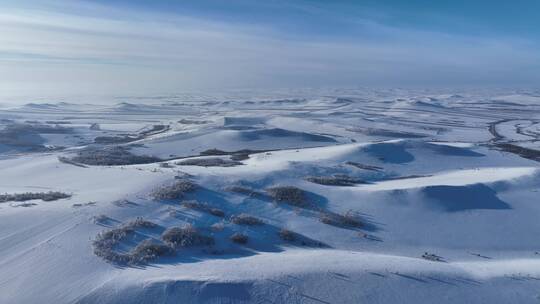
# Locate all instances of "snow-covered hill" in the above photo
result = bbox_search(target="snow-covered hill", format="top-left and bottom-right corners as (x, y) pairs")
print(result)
(1, 89), (540, 303)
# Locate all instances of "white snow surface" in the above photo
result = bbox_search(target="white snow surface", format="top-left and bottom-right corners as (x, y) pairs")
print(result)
(1, 89), (540, 303)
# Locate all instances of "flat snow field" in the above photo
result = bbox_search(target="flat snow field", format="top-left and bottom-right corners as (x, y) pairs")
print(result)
(1, 89), (540, 303)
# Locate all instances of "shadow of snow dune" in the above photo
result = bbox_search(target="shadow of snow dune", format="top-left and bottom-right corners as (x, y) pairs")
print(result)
(422, 184), (511, 212)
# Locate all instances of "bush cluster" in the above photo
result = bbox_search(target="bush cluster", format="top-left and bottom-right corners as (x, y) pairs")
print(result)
(278, 229), (296, 241)
(181, 200), (225, 217)
(266, 186), (307, 207)
(0, 191), (71, 203)
(152, 179), (197, 200)
(320, 210), (363, 228)
(70, 146), (161, 166)
(306, 175), (362, 186)
(230, 213), (264, 226)
(161, 224), (215, 248)
(176, 157), (242, 167)
(230, 233), (248, 244)
(129, 239), (174, 264)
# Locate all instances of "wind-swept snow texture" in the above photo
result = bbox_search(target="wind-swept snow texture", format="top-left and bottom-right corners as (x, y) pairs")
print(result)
(2, 89), (540, 303)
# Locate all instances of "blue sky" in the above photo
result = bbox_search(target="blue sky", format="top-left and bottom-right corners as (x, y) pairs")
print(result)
(1, 0), (539, 97)
(91, 0), (540, 38)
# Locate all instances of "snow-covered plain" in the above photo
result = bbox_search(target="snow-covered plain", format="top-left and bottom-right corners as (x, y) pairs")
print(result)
(1, 89), (540, 303)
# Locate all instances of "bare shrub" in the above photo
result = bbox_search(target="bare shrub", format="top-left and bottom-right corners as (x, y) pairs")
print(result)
(278, 228), (296, 241)
(181, 200), (225, 217)
(92, 226), (135, 264)
(320, 210), (363, 228)
(230, 233), (248, 244)
(176, 157), (242, 167)
(93, 218), (157, 262)
(161, 224), (214, 248)
(266, 186), (307, 207)
(306, 175), (363, 186)
(124, 217), (157, 229)
(211, 222), (225, 232)
(152, 179), (197, 200)
(0, 191), (71, 203)
(230, 213), (264, 226)
(129, 239), (173, 264)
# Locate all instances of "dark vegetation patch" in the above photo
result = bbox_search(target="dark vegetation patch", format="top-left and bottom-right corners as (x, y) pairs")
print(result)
(346, 127), (427, 138)
(0, 191), (71, 203)
(58, 156), (88, 168)
(421, 252), (445, 262)
(345, 161), (383, 171)
(161, 225), (215, 248)
(494, 143), (540, 162)
(306, 175), (364, 186)
(176, 157), (242, 167)
(11, 202), (37, 207)
(200, 148), (267, 161)
(383, 174), (431, 181)
(230, 233), (248, 244)
(230, 213), (264, 226)
(276, 229), (327, 247)
(94, 136), (139, 144)
(72, 201), (96, 208)
(45, 121), (71, 125)
(152, 179), (197, 200)
(266, 186), (308, 208)
(278, 229), (296, 242)
(181, 200), (225, 217)
(179, 119), (211, 125)
(159, 162), (174, 168)
(94, 125), (169, 145)
(230, 153), (250, 161)
(70, 146), (161, 166)
(319, 211), (363, 228)
(200, 148), (229, 156)
(139, 124), (169, 136)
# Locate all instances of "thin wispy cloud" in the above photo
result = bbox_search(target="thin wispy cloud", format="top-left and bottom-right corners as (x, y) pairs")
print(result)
(0, 0), (538, 98)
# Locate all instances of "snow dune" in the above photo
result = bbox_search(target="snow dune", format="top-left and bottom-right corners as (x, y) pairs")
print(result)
(356, 167), (537, 191)
(2, 91), (540, 303)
